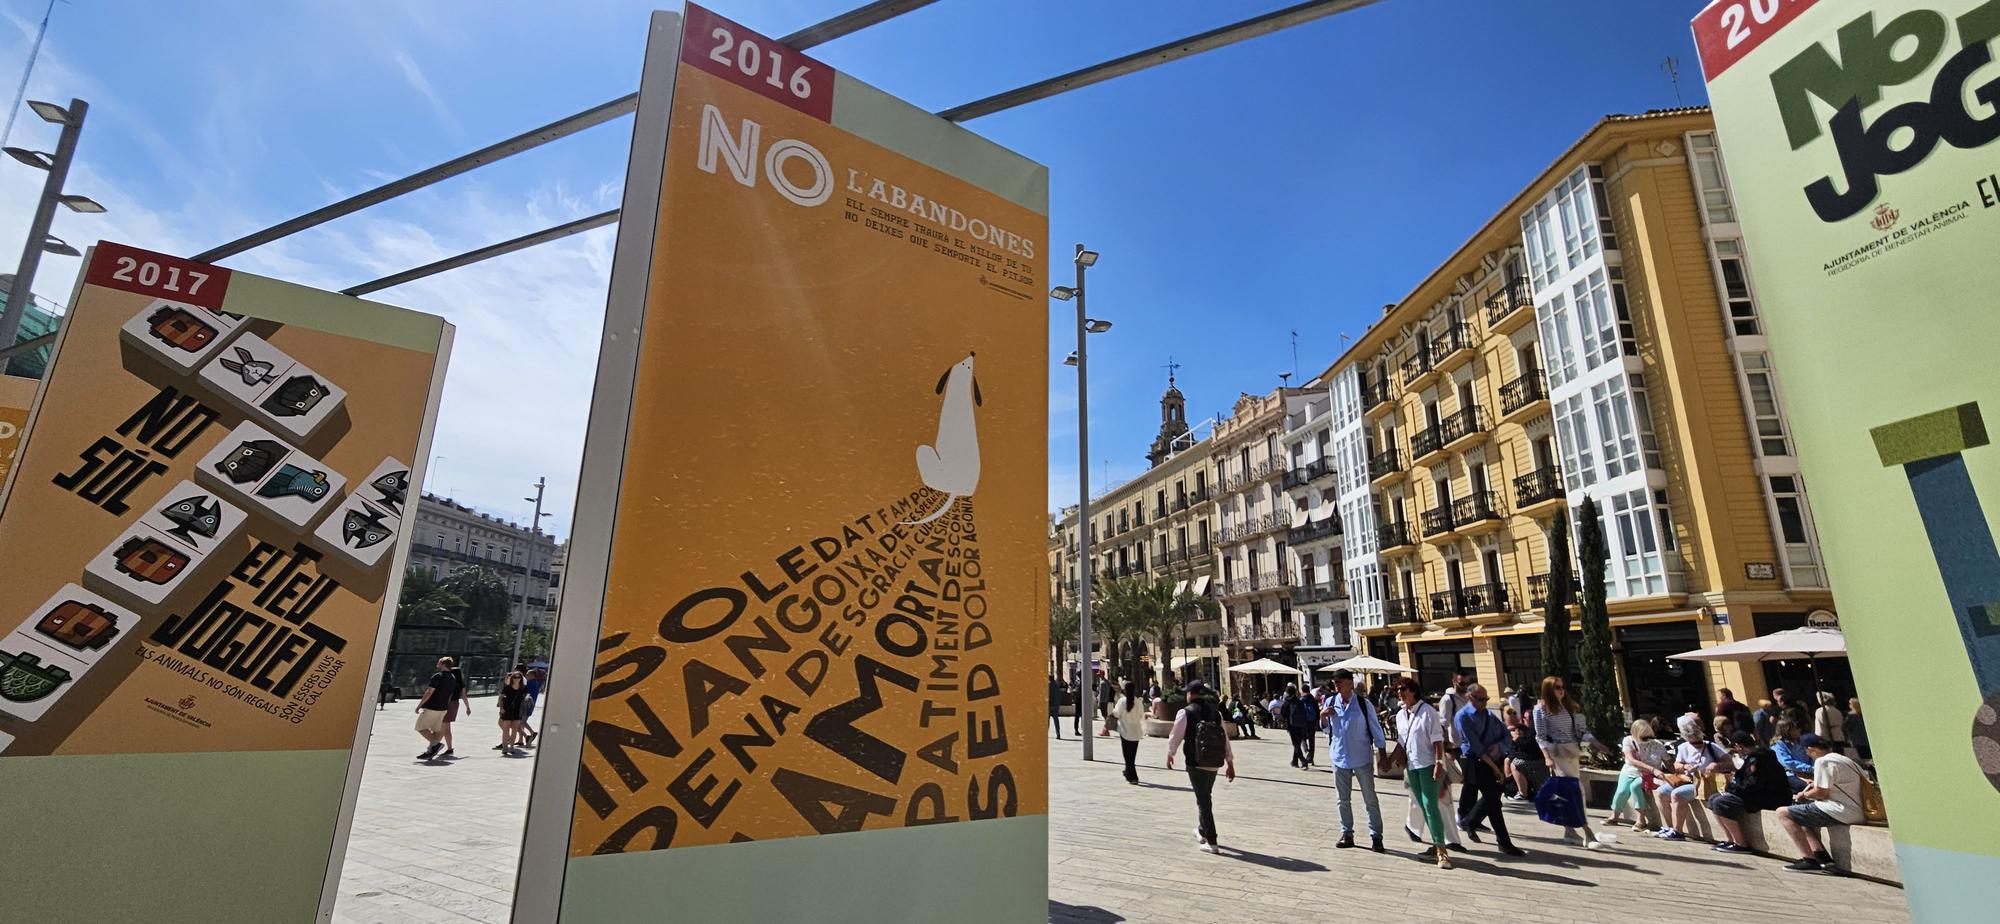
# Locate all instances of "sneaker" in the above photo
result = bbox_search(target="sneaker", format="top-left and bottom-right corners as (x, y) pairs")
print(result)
(1198, 842), (1219, 854)
(493, 744), (507, 751)
(1335, 834), (1355, 849)
(1499, 844), (1527, 857)
(418, 743), (442, 760)
(1370, 836), (1384, 853)
(1585, 840), (1605, 850)
(1785, 857), (1825, 872)
(1504, 793), (1528, 803)
(1713, 842), (1751, 853)
(1595, 832), (1620, 846)
(1654, 827), (1678, 839)
(443, 749), (455, 757)
(1659, 830), (1686, 841)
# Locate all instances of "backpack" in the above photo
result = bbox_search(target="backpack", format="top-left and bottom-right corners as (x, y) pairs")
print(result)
(1190, 702), (1229, 769)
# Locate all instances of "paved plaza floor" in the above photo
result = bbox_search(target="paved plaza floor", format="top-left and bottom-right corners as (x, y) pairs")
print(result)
(332, 699), (1910, 923)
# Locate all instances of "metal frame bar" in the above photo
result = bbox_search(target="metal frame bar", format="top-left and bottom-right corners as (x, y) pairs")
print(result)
(0, 330), (54, 362)
(937, 0), (1384, 122)
(780, 0), (938, 48)
(340, 208), (618, 296)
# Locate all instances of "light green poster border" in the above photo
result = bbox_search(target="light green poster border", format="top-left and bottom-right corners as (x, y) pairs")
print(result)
(1698, 0), (2000, 914)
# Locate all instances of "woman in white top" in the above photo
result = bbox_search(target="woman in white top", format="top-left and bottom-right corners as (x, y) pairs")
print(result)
(1393, 677), (1453, 869)
(1115, 679), (1147, 784)
(1532, 676), (1611, 849)
(1812, 692), (1848, 753)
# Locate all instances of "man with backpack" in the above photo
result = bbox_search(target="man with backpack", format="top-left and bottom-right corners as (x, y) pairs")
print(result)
(1286, 682), (1321, 770)
(1165, 679), (1236, 854)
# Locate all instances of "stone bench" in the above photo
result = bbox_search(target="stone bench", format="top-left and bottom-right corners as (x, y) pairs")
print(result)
(1577, 767), (1899, 883)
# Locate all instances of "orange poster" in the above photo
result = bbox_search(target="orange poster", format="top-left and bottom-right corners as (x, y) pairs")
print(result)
(521, 7), (1048, 920)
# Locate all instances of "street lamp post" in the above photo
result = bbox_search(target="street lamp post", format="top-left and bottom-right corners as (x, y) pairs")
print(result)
(1, 97), (100, 375)
(511, 476), (553, 667)
(1053, 244), (1105, 760)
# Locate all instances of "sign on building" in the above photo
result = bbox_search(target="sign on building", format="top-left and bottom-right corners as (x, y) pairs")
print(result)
(1696, 0), (2000, 916)
(515, 6), (1049, 921)
(0, 241), (453, 920)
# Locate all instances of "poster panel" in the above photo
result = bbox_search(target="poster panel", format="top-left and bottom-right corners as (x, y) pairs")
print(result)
(516, 7), (1048, 921)
(0, 373), (35, 492)
(0, 241), (453, 920)
(1696, 0), (2000, 917)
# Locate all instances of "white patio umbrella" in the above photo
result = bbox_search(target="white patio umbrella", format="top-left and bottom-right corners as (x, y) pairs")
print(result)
(1668, 627), (1847, 704)
(1315, 654), (1416, 675)
(1226, 658), (1301, 675)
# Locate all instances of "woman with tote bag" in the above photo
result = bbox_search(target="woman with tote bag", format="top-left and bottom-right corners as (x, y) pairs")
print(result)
(1532, 675), (1613, 849)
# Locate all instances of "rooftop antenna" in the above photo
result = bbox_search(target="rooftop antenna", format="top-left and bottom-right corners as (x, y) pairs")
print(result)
(1662, 56), (1683, 106)
(1290, 329), (1300, 379)
(1, 0), (61, 147)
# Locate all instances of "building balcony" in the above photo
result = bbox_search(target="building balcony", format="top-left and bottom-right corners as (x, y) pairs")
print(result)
(1485, 276), (1534, 332)
(1384, 596), (1423, 628)
(1283, 458), (1335, 492)
(1221, 577), (1254, 598)
(1290, 581), (1345, 606)
(1377, 520), (1415, 553)
(1367, 446), (1403, 485)
(1500, 369), (1549, 423)
(1450, 490), (1504, 536)
(1458, 581), (1512, 623)
(1401, 349), (1438, 390)
(1527, 572), (1579, 610)
(1225, 472), (1249, 492)
(1253, 570), (1288, 591)
(1253, 457), (1284, 482)
(1440, 405), (1489, 452)
(1430, 322), (1476, 372)
(1288, 515), (1341, 546)
(1421, 505), (1456, 539)
(1190, 486), (1211, 503)
(1428, 590), (1463, 624)
(1513, 465), (1565, 517)
(1411, 426), (1445, 465)
(1153, 503), (1168, 520)
(1310, 458), (1337, 484)
(1171, 495), (1189, 513)
(1362, 377), (1396, 418)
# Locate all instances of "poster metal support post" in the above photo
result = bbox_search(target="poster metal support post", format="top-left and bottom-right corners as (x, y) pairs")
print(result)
(0, 96), (85, 374)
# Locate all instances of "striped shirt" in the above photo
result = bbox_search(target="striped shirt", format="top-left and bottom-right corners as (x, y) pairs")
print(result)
(1532, 704), (1596, 751)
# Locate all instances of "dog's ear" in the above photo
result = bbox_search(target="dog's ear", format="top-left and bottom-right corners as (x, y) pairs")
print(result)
(936, 368), (951, 394)
(973, 376), (983, 406)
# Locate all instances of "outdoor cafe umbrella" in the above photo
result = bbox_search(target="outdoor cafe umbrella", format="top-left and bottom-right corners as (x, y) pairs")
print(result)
(1314, 654), (1416, 675)
(1667, 626), (1847, 704)
(1227, 657), (1302, 699)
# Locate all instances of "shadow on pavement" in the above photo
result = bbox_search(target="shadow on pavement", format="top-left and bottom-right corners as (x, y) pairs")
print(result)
(1444, 856), (1599, 887)
(1220, 848), (1328, 872)
(1048, 899), (1125, 923)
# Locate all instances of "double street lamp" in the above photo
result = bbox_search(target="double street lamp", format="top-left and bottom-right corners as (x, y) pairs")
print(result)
(1052, 244), (1109, 761)
(1, 97), (103, 374)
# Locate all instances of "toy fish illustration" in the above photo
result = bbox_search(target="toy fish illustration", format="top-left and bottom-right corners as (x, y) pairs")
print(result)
(218, 347), (279, 386)
(370, 469), (409, 516)
(159, 493), (223, 543)
(343, 503), (393, 549)
(215, 439), (286, 485)
(257, 464), (331, 504)
(262, 374), (327, 418)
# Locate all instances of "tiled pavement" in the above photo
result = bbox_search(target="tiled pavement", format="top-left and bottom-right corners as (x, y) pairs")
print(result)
(331, 699), (1911, 922)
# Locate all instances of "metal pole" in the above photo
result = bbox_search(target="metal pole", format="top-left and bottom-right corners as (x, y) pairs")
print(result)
(511, 476), (548, 667)
(1074, 243), (1093, 763)
(0, 96), (83, 374)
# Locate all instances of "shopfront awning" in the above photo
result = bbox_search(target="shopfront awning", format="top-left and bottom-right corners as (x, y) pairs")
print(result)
(1172, 579), (1188, 596)
(1171, 656), (1199, 670)
(1190, 575), (1211, 596)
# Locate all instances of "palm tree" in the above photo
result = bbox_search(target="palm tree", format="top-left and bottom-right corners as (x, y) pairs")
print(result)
(1120, 577), (1221, 686)
(1048, 600), (1079, 677)
(1091, 576), (1153, 683)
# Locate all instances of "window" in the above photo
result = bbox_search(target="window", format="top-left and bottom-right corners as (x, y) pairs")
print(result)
(1653, 489), (1677, 551)
(1628, 373), (1664, 471)
(1610, 488), (1664, 596)
(1554, 394), (1596, 490)
(1609, 269), (1638, 357)
(1768, 475), (1825, 587)
(1592, 380), (1640, 479)
(1715, 239), (1760, 336)
(1522, 198), (1561, 291)
(1688, 131), (1736, 224)
(1589, 164), (1619, 252)
(1539, 292), (1580, 387)
(1574, 271), (1620, 370)
(1741, 353), (1791, 456)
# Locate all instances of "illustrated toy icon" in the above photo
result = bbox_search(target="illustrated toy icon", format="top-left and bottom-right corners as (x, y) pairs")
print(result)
(1871, 402), (2000, 795)
(113, 536), (189, 584)
(342, 504), (393, 549)
(145, 307), (218, 353)
(218, 346), (279, 386)
(262, 374), (328, 418)
(214, 440), (286, 485)
(36, 600), (120, 651)
(369, 469), (409, 517)
(158, 493), (223, 543)
(0, 649), (71, 703)
(257, 464), (331, 503)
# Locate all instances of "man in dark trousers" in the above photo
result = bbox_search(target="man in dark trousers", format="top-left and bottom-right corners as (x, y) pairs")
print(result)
(414, 656), (463, 761)
(1165, 680), (1236, 853)
(1454, 683), (1526, 856)
(1097, 673), (1117, 736)
(1048, 676), (1065, 739)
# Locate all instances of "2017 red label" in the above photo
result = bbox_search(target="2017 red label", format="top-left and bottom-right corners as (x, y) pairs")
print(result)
(84, 242), (231, 310)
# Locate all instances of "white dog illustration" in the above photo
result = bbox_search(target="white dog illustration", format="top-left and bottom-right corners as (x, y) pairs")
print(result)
(905, 352), (981, 524)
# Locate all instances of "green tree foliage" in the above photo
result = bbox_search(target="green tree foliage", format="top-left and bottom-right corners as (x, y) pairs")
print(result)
(1049, 600), (1080, 675)
(442, 566), (513, 635)
(1574, 497), (1623, 747)
(1540, 512), (1575, 684)
(1091, 576), (1151, 683)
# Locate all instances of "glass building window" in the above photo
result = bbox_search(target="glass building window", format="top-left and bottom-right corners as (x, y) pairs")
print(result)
(1715, 239), (1760, 336)
(1555, 395), (1595, 490)
(1540, 293), (1580, 387)
(1689, 131), (1736, 225)
(1769, 475), (1825, 587)
(1742, 353), (1791, 457)
(1591, 379), (1641, 479)
(1628, 373), (1664, 471)
(1575, 270), (1620, 371)
(1589, 164), (1619, 251)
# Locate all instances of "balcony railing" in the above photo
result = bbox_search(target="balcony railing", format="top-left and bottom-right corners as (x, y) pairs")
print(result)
(1384, 596), (1422, 627)
(1377, 521), (1414, 550)
(1485, 275), (1532, 326)
(1222, 577), (1253, 597)
(1289, 515), (1341, 545)
(1428, 589), (1460, 621)
(1527, 572), (1580, 609)
(1290, 581), (1343, 606)
(1411, 426), (1443, 460)
(1450, 490), (1503, 527)
(1282, 466), (1310, 490)
(1458, 581), (1510, 616)
(1253, 457), (1283, 480)
(1514, 465), (1564, 508)
(1400, 349), (1432, 383)
(1172, 495), (1189, 513)
(1366, 446), (1401, 480)
(1362, 377), (1393, 411)
(1190, 486), (1211, 502)
(1439, 405), (1488, 445)
(1153, 503), (1168, 519)
(1501, 369), (1548, 415)
(1421, 505), (1455, 537)
(1429, 322), (1474, 365)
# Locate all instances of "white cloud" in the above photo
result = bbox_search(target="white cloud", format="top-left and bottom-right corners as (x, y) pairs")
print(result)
(389, 49), (464, 139)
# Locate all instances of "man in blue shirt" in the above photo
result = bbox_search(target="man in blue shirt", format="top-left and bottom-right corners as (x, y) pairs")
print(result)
(1321, 669), (1387, 852)
(1454, 684), (1526, 856)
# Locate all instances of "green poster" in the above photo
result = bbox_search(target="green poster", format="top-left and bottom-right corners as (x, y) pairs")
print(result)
(1694, 0), (2000, 918)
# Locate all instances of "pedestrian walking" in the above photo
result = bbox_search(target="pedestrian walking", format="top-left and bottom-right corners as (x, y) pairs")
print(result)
(1392, 677), (1452, 869)
(413, 656), (462, 762)
(1322, 669), (1387, 852)
(1115, 680), (1146, 784)
(1455, 684), (1526, 856)
(439, 660), (471, 757)
(1164, 680), (1235, 854)
(1284, 684), (1319, 770)
(1048, 676), (1064, 739)
(496, 670), (527, 754)
(521, 664), (546, 747)
(1097, 673), (1117, 736)
(1532, 675), (1610, 849)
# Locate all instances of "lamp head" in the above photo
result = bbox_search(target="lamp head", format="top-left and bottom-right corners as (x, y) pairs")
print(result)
(1063, 352), (1079, 367)
(1050, 286), (1077, 301)
(41, 235), (80, 257)
(1085, 319), (1113, 334)
(3, 147), (52, 169)
(26, 100), (71, 125)
(1076, 250), (1099, 267)
(59, 194), (105, 214)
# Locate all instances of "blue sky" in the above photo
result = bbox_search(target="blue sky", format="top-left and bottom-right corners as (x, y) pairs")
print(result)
(0, 0), (1713, 534)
